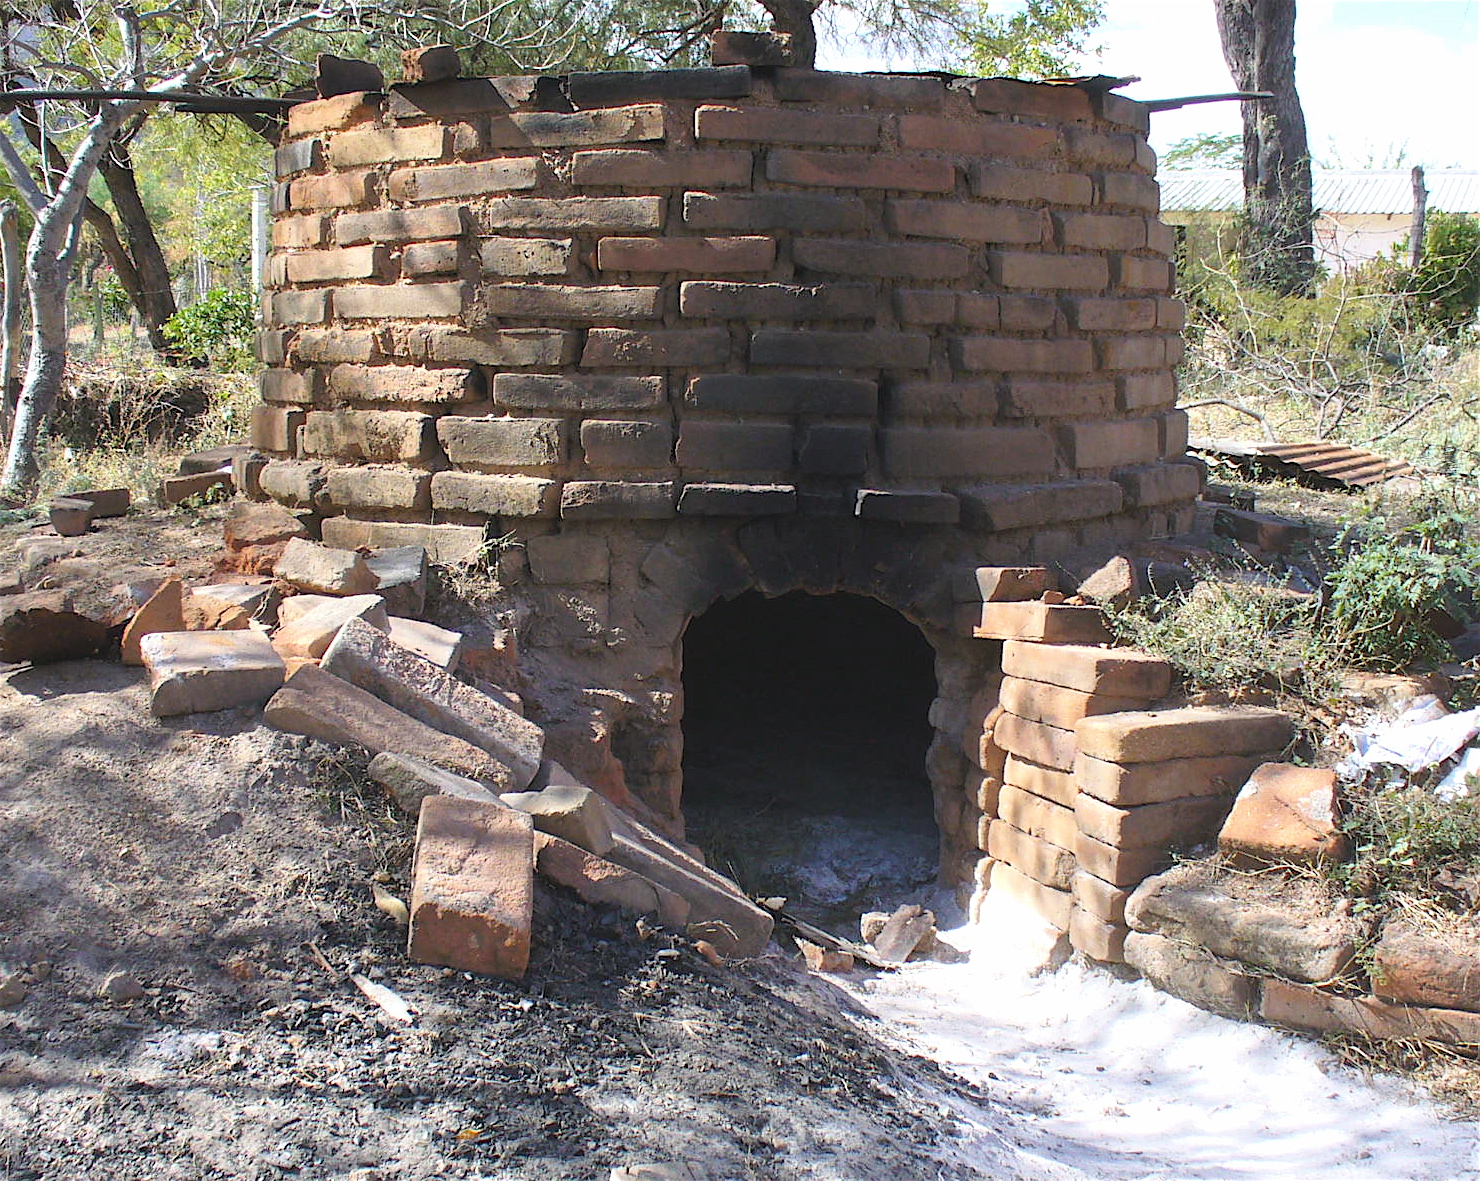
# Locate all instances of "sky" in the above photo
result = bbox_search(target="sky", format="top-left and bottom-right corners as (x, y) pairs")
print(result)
(821, 0), (1480, 170)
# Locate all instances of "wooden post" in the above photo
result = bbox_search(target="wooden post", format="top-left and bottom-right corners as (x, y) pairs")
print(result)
(1410, 165), (1428, 270)
(0, 202), (21, 439)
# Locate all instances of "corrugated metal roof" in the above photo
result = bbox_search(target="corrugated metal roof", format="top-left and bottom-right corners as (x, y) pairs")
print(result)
(1161, 169), (1480, 215)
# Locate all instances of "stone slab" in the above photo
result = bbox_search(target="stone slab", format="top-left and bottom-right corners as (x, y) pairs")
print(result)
(367, 750), (501, 815)
(141, 630), (285, 717)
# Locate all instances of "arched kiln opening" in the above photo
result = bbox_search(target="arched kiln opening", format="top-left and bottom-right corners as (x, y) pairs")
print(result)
(680, 590), (939, 926)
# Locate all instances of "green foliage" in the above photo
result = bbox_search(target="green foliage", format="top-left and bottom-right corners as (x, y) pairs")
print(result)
(94, 271), (134, 320)
(954, 0), (1105, 77)
(1163, 132), (1242, 170)
(1324, 496), (1480, 671)
(162, 288), (256, 370)
(1105, 575), (1337, 702)
(1336, 779), (1480, 909)
(1407, 212), (1480, 336)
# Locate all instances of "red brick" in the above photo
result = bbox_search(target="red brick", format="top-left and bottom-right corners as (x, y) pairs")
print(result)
(1114, 255), (1174, 292)
(302, 408), (436, 462)
(560, 480), (676, 520)
(477, 237), (572, 276)
(1065, 128), (1138, 167)
(289, 170), (375, 211)
(955, 566), (1054, 603)
(1217, 762), (1344, 866)
(886, 200), (1043, 243)
(1097, 92), (1151, 134)
(336, 205), (467, 245)
(409, 795), (534, 980)
(326, 363), (478, 405)
(388, 158), (542, 202)
(481, 284), (662, 321)
(401, 240), (460, 277)
(1259, 980), (1480, 1048)
(1076, 792), (1229, 851)
(481, 197), (664, 232)
(987, 860), (1072, 929)
(287, 92), (379, 138)
(972, 164), (1094, 205)
(990, 251), (1108, 290)
(330, 124), (445, 166)
(766, 149), (955, 193)
(897, 115), (1057, 157)
(1000, 783), (1078, 849)
(334, 282), (467, 320)
(750, 329), (930, 370)
(1070, 907), (1128, 962)
(973, 78), (1092, 123)
(1099, 171), (1159, 211)
(1067, 297), (1158, 331)
(1372, 923), (1480, 1013)
(483, 105), (665, 148)
(1077, 706), (1294, 765)
(259, 368), (321, 405)
(286, 245), (393, 284)
(404, 326), (576, 366)
(676, 422), (794, 471)
(961, 479), (1123, 531)
(535, 832), (689, 925)
(319, 519), (485, 564)
(682, 192), (868, 232)
(1004, 639), (1170, 698)
(250, 404), (306, 452)
(1002, 378), (1116, 418)
(694, 104), (880, 146)
(1147, 220), (1177, 255)
(272, 214), (328, 249)
(1001, 675), (1143, 730)
(773, 70), (944, 109)
(682, 281), (874, 320)
(1114, 462), (1201, 507)
(430, 471), (559, 517)
(572, 148), (753, 188)
(494, 373), (664, 411)
(968, 601), (1112, 645)
(1074, 830), (1167, 888)
(325, 465), (431, 511)
(1118, 372), (1176, 411)
(882, 425), (1053, 479)
(1098, 336), (1167, 370)
(1005, 754), (1078, 808)
(271, 290), (328, 325)
(596, 235), (774, 272)
(1055, 211), (1148, 251)
(952, 337), (1094, 374)
(1072, 869), (1131, 924)
(581, 328), (729, 367)
(1059, 417), (1162, 468)
(988, 820), (1075, 890)
(1074, 751), (1262, 807)
(1158, 297), (1187, 330)
(793, 238), (968, 279)
(438, 416), (567, 467)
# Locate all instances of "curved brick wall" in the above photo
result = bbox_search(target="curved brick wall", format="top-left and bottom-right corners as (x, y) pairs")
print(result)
(252, 64), (1202, 883)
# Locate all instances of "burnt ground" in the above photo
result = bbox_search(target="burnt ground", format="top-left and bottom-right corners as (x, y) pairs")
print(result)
(0, 505), (1013, 1181)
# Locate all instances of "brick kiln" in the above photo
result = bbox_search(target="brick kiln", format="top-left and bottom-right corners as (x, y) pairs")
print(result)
(251, 60), (1207, 922)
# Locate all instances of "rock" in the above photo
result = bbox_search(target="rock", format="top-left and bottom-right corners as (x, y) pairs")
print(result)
(221, 501), (309, 575)
(408, 795), (534, 980)
(0, 972), (27, 1007)
(1217, 762), (1346, 866)
(160, 471), (231, 505)
(264, 663), (506, 779)
(366, 545), (428, 616)
(232, 451), (268, 499)
(860, 912), (889, 944)
(140, 631), (286, 716)
(400, 43), (461, 83)
(1372, 921), (1480, 1012)
(797, 939), (854, 974)
(67, 487), (130, 518)
(274, 537), (378, 596)
(277, 593), (337, 628)
(49, 497), (93, 536)
(193, 582), (279, 623)
(100, 971), (145, 1002)
(0, 591), (111, 663)
(954, 565), (1054, 603)
(611, 1166), (706, 1181)
(710, 29), (793, 66)
(386, 616), (462, 671)
(272, 594), (388, 659)
(183, 591), (252, 631)
(534, 832), (689, 926)
(121, 578), (186, 665)
(1123, 931), (1258, 1019)
(178, 445), (254, 475)
(315, 53), (384, 97)
(870, 904), (935, 962)
(1126, 865), (1361, 983)
(501, 782), (614, 855)
(367, 751), (501, 815)
(321, 617), (543, 790)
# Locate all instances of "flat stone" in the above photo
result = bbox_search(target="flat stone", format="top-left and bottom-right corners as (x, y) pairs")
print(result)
(274, 537), (379, 596)
(140, 631), (285, 717)
(1123, 931), (1259, 1019)
(1218, 762), (1346, 866)
(121, 578), (185, 666)
(535, 832), (690, 927)
(321, 617), (543, 790)
(1126, 865), (1361, 983)
(501, 782), (614, 855)
(367, 751), (501, 815)
(193, 582), (278, 623)
(367, 545), (428, 616)
(277, 593), (338, 627)
(1076, 706), (1294, 764)
(1372, 921), (1480, 1012)
(264, 663), (506, 778)
(0, 590), (112, 663)
(386, 616), (463, 672)
(272, 594), (388, 659)
(409, 795), (533, 980)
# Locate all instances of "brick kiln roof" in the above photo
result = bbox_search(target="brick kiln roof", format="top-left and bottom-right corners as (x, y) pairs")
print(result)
(1161, 169), (1480, 215)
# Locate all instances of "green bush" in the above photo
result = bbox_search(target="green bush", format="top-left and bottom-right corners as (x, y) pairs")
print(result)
(1324, 497), (1480, 670)
(162, 287), (256, 371)
(1337, 778), (1480, 909)
(1407, 212), (1480, 336)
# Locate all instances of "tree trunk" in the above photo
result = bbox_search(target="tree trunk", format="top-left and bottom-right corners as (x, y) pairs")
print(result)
(1215, 0), (1315, 296)
(758, 0), (818, 68)
(0, 202), (22, 439)
(99, 141), (179, 356)
(0, 241), (69, 497)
